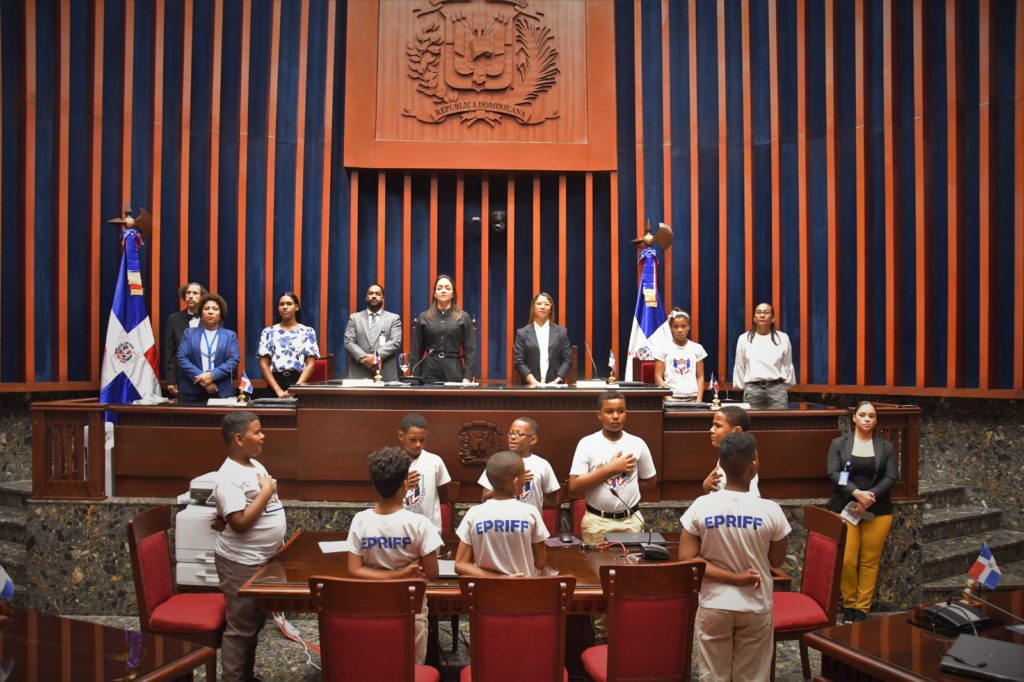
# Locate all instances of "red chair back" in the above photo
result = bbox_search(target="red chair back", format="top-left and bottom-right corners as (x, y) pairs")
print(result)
(440, 480), (462, 533)
(311, 576), (426, 682)
(308, 354), (335, 382)
(799, 506), (847, 620)
(460, 575), (576, 682)
(630, 358), (657, 384)
(572, 498), (586, 534)
(601, 561), (704, 681)
(542, 507), (559, 535)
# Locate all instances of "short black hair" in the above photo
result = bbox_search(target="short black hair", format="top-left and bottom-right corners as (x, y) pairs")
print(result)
(366, 283), (385, 296)
(196, 292), (229, 320)
(718, 432), (757, 479)
(485, 451), (524, 490)
(718, 406), (751, 432)
(511, 416), (538, 435)
(367, 447), (411, 498)
(222, 411), (259, 444)
(400, 413), (428, 432)
(598, 389), (625, 409)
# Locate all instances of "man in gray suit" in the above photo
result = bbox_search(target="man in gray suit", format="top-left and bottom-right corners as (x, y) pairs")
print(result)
(344, 283), (403, 380)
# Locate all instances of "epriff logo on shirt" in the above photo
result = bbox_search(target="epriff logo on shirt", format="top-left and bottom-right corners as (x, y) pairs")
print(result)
(474, 519), (531, 534)
(704, 514), (764, 530)
(361, 536), (413, 550)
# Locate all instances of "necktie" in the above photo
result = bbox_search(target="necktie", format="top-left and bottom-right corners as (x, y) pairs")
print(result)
(368, 313), (379, 348)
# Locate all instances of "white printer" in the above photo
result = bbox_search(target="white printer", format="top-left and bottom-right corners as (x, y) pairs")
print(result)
(175, 472), (221, 587)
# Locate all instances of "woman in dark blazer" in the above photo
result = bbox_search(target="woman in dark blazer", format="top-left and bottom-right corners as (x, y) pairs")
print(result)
(176, 293), (241, 403)
(513, 292), (573, 386)
(825, 401), (898, 622)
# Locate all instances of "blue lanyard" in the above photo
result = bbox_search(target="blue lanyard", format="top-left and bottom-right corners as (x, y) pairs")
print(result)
(202, 329), (220, 369)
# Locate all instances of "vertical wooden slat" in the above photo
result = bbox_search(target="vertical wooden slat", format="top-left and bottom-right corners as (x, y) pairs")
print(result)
(454, 172), (464, 293)
(661, 0), (672, 309)
(402, 173), (411, 352)
(90, 0), (105, 382)
(688, 0), (700, 337)
(377, 172), (385, 284)
(633, 0), (645, 237)
(610, 171), (620, 365)
(1015, 0), (1024, 389)
(913, 0), (929, 387)
(741, 0), (753, 319)
(480, 174), (490, 380)
(348, 170), (359, 314)
(506, 175), (515, 378)
(57, 0), (70, 381)
(237, 0), (252, 359)
(769, 0), (781, 315)
(855, 0), (867, 384)
(429, 173), (437, 286)
(178, 0), (194, 286)
(825, 0), (838, 385)
(945, 0), (960, 387)
(208, 0), (223, 292)
(150, 0), (166, 377)
(797, 0), (809, 384)
(61, 617), (70, 681)
(292, 0), (309, 297)
(716, 0), (728, 383)
(978, 0), (990, 388)
(23, 0), (37, 382)
(532, 174), (540, 294)
(317, 0), (336, 353)
(121, 0), (134, 208)
(264, 0), (282, 327)
(558, 174), (566, 326)
(584, 172), (593, 378)
(883, 0), (897, 386)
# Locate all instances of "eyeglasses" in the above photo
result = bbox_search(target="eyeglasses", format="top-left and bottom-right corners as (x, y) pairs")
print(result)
(507, 431), (534, 440)
(754, 310), (773, 316)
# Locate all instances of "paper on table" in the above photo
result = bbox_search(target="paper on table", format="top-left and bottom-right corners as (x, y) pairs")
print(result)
(437, 560), (458, 578)
(319, 540), (353, 553)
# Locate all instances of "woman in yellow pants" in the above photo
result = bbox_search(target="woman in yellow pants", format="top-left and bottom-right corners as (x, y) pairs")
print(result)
(825, 401), (898, 622)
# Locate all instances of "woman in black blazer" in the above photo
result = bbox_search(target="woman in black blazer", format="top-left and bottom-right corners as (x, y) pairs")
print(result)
(825, 401), (898, 622)
(512, 292), (572, 386)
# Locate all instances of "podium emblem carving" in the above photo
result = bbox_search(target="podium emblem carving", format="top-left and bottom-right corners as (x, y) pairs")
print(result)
(404, 0), (560, 127)
(457, 421), (504, 466)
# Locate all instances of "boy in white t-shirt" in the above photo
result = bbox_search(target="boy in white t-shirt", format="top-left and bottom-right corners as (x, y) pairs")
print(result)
(654, 309), (707, 401)
(348, 447), (443, 664)
(398, 413), (452, 531)
(478, 416), (560, 518)
(679, 432), (790, 681)
(702, 406), (761, 496)
(456, 451), (549, 577)
(211, 411), (287, 682)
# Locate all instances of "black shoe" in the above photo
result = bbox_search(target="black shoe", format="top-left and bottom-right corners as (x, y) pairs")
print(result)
(841, 607), (854, 623)
(852, 609), (868, 622)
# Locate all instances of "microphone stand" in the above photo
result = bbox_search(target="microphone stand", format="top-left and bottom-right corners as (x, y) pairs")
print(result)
(405, 349), (434, 384)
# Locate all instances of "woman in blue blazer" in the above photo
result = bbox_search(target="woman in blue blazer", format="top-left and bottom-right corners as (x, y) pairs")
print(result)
(513, 292), (573, 385)
(176, 293), (241, 403)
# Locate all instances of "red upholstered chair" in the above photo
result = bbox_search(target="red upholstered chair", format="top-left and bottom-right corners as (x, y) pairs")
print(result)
(571, 498), (586, 535)
(581, 561), (705, 682)
(459, 575), (577, 682)
(542, 507), (560, 535)
(630, 357), (657, 384)
(310, 576), (440, 682)
(439, 480), (462, 534)
(126, 505), (225, 681)
(772, 505), (847, 681)
(308, 353), (335, 382)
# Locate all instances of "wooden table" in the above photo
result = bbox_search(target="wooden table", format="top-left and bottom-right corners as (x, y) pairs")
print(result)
(0, 606), (216, 681)
(802, 590), (1024, 681)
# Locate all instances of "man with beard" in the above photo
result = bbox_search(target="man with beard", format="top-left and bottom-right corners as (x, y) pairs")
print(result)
(344, 283), (403, 380)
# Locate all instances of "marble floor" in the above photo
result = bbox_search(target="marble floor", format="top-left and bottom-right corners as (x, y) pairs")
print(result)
(75, 612), (829, 681)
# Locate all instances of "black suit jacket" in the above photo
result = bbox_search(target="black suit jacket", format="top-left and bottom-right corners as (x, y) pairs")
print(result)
(513, 323), (572, 383)
(163, 310), (195, 383)
(825, 433), (898, 515)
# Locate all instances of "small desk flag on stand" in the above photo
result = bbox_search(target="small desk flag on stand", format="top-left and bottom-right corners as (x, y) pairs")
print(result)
(239, 372), (254, 396)
(967, 543), (1002, 590)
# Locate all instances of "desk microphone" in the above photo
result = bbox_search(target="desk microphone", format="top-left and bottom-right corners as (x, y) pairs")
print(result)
(962, 589), (1024, 623)
(608, 487), (669, 561)
(584, 343), (600, 379)
(408, 349), (434, 379)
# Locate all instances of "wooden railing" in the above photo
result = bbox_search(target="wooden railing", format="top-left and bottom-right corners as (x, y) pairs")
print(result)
(30, 398), (107, 500)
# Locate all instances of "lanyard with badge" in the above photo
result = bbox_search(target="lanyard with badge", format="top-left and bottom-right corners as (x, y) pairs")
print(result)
(838, 461), (851, 486)
(203, 329), (220, 371)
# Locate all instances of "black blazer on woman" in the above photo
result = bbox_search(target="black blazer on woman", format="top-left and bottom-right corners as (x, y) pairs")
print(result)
(825, 433), (898, 515)
(513, 323), (572, 383)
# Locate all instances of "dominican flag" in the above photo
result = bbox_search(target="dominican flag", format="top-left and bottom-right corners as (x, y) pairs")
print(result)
(99, 226), (161, 414)
(967, 543), (1001, 590)
(374, 349), (382, 369)
(625, 247), (671, 380)
(0, 562), (13, 601)
(239, 372), (254, 396)
(710, 373), (719, 398)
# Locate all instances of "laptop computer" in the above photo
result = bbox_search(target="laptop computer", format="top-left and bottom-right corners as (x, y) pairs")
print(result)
(940, 634), (1024, 682)
(603, 532), (667, 546)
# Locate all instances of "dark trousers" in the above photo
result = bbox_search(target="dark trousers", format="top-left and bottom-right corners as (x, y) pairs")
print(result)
(215, 553), (268, 682)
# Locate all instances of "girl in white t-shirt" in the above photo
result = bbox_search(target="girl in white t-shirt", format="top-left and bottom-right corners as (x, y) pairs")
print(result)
(654, 309), (707, 401)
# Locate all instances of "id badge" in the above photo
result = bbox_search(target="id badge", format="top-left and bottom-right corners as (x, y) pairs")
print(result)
(838, 470), (850, 486)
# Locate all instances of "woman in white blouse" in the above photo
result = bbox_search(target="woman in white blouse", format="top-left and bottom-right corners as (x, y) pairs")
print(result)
(512, 292), (573, 386)
(731, 302), (796, 409)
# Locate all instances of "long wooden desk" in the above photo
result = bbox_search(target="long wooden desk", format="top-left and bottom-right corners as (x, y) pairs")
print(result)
(802, 590), (1024, 680)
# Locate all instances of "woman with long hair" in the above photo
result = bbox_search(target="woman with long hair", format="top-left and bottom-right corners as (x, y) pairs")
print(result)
(512, 292), (573, 386)
(258, 291), (320, 396)
(731, 302), (796, 409)
(410, 275), (476, 383)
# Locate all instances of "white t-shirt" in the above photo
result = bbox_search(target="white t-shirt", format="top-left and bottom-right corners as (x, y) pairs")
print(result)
(348, 508), (443, 570)
(680, 490), (790, 613)
(477, 453), (560, 516)
(456, 498), (549, 576)
(655, 340), (708, 397)
(402, 450), (452, 531)
(569, 431), (657, 512)
(712, 460), (761, 497)
(213, 457), (287, 565)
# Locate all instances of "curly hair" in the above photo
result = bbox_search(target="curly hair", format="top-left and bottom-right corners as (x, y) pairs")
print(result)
(368, 447), (412, 498)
